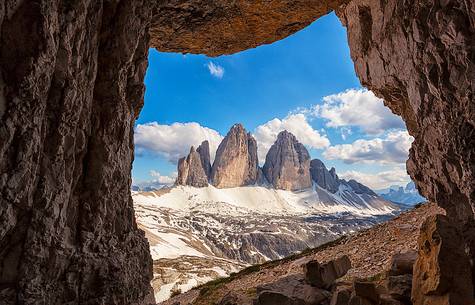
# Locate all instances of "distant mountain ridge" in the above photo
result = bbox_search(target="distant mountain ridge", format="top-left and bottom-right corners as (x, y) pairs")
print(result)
(175, 124), (384, 198)
(377, 181), (426, 205)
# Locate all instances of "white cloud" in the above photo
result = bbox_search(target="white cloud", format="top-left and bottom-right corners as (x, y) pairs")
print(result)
(323, 130), (413, 165)
(149, 170), (177, 184)
(134, 122), (223, 163)
(207, 61), (224, 78)
(253, 113), (330, 162)
(339, 167), (411, 190)
(314, 89), (405, 135)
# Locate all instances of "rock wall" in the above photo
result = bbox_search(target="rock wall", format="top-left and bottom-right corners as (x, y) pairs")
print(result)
(150, 0), (349, 56)
(0, 1), (154, 304)
(336, 0), (475, 301)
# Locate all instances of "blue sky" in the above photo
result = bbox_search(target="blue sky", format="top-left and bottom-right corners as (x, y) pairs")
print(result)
(132, 12), (412, 190)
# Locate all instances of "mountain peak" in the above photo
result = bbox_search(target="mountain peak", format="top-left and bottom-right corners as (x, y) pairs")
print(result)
(210, 124), (259, 188)
(263, 130), (312, 191)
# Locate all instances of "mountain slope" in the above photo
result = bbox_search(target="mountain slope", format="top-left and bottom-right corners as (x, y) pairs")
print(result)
(159, 203), (440, 305)
(134, 183), (398, 302)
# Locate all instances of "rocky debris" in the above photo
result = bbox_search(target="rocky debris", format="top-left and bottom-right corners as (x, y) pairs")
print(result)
(176, 146), (209, 187)
(412, 214), (474, 305)
(310, 159), (340, 193)
(169, 203), (441, 305)
(218, 291), (253, 305)
(197, 140), (212, 179)
(254, 274), (331, 305)
(211, 124), (259, 188)
(263, 131), (312, 191)
(304, 256), (352, 289)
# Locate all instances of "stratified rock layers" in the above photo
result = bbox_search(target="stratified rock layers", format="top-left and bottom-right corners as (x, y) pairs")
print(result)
(263, 131), (312, 191)
(211, 124), (259, 188)
(0, 1), (153, 304)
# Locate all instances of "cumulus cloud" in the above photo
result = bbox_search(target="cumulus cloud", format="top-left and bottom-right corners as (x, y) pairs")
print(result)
(149, 170), (177, 184)
(339, 167), (410, 190)
(323, 130), (413, 165)
(207, 62), (225, 78)
(314, 89), (405, 135)
(253, 113), (330, 162)
(134, 122), (223, 163)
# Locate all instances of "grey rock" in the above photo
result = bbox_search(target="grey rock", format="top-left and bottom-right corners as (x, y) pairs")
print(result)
(310, 159), (340, 193)
(197, 140), (212, 179)
(263, 131), (312, 191)
(211, 124), (259, 188)
(176, 146), (209, 187)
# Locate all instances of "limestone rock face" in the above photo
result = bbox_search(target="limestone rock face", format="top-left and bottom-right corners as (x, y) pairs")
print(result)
(412, 214), (474, 305)
(0, 1), (154, 304)
(336, 0), (475, 225)
(211, 124), (259, 188)
(197, 140), (212, 179)
(150, 0), (350, 56)
(176, 146), (209, 187)
(310, 159), (340, 193)
(263, 131), (312, 191)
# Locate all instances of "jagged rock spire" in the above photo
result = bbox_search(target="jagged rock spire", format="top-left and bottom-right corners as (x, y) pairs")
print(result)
(263, 130), (312, 191)
(210, 124), (259, 188)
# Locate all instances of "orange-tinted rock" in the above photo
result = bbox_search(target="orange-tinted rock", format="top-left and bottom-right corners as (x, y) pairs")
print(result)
(412, 214), (474, 305)
(150, 0), (350, 56)
(211, 124), (259, 188)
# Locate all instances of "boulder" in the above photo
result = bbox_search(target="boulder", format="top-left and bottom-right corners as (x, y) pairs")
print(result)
(330, 286), (352, 305)
(304, 256), (352, 289)
(176, 146), (209, 187)
(412, 214), (474, 305)
(388, 250), (417, 276)
(348, 295), (373, 305)
(211, 124), (259, 188)
(353, 281), (379, 303)
(263, 131), (312, 191)
(386, 274), (412, 303)
(255, 274), (331, 305)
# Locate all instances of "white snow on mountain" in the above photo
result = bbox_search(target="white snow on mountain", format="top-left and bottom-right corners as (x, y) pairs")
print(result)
(133, 184), (398, 302)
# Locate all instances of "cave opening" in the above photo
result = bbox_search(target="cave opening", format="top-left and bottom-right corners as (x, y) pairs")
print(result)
(1, 1), (473, 304)
(133, 12), (422, 303)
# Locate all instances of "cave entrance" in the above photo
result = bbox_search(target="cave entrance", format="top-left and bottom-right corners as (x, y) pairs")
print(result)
(133, 12), (419, 303)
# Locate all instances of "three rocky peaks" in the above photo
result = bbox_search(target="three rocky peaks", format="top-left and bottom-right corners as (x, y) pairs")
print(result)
(177, 124), (374, 194)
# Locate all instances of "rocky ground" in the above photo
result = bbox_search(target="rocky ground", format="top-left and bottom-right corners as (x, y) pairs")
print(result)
(159, 202), (443, 305)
